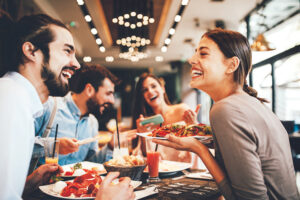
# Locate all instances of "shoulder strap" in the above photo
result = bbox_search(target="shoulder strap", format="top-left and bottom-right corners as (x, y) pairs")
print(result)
(29, 97), (58, 174)
(42, 97), (57, 138)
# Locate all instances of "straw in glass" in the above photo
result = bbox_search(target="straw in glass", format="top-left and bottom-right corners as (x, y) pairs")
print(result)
(52, 124), (58, 158)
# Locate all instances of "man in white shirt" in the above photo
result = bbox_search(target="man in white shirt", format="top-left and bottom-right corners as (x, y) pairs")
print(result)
(0, 14), (134, 200)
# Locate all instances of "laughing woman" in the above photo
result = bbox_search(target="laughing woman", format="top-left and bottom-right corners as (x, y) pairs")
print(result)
(131, 73), (199, 163)
(154, 29), (299, 199)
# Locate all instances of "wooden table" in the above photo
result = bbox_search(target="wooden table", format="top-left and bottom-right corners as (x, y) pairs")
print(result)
(25, 170), (221, 200)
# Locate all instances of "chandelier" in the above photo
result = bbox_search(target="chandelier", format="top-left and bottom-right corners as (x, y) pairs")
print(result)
(112, 0), (154, 62)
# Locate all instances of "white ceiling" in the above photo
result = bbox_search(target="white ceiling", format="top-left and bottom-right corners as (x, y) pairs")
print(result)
(33, 0), (258, 69)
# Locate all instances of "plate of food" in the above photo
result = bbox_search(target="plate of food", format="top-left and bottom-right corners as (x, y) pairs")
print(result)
(136, 123), (213, 141)
(144, 160), (192, 174)
(39, 172), (142, 199)
(60, 161), (107, 178)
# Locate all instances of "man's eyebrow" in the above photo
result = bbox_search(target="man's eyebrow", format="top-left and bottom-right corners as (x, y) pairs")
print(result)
(65, 44), (74, 51)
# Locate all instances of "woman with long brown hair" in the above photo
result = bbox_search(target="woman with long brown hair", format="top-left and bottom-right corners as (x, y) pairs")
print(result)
(154, 28), (299, 199)
(131, 73), (199, 163)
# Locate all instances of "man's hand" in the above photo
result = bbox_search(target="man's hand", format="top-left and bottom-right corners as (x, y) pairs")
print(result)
(58, 137), (79, 154)
(96, 172), (135, 200)
(23, 164), (63, 196)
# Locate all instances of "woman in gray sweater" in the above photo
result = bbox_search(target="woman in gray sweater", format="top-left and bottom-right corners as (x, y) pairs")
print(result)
(154, 28), (299, 200)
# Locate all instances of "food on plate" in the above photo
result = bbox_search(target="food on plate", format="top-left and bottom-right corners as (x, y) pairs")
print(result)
(106, 155), (145, 166)
(61, 162), (103, 177)
(53, 181), (67, 193)
(59, 172), (102, 197)
(73, 169), (86, 176)
(151, 123), (212, 137)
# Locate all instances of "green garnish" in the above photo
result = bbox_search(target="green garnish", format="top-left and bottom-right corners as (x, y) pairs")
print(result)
(74, 162), (82, 170)
(50, 174), (63, 183)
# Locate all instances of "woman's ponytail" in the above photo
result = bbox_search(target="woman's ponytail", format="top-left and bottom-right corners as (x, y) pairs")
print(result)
(243, 81), (269, 103)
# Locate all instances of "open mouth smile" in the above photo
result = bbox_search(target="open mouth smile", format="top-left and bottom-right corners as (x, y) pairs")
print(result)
(62, 67), (76, 79)
(191, 67), (203, 78)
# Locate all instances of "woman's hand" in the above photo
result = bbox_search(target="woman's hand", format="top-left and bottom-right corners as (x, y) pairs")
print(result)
(96, 172), (135, 200)
(136, 114), (156, 133)
(153, 134), (202, 153)
(183, 104), (201, 125)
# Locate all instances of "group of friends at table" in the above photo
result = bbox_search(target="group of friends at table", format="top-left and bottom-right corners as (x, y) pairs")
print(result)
(0, 11), (299, 200)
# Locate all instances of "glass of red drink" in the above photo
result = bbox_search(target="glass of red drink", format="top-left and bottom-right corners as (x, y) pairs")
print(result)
(146, 139), (160, 182)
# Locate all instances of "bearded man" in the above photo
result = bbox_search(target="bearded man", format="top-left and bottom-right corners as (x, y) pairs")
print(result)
(32, 65), (118, 167)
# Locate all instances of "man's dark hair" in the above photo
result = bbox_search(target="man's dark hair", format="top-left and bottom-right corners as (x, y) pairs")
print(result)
(69, 64), (119, 93)
(0, 13), (68, 73)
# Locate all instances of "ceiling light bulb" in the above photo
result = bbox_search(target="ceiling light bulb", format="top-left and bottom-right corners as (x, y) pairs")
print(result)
(161, 46), (167, 52)
(126, 37), (131, 41)
(99, 46), (105, 52)
(124, 14), (130, 19)
(116, 39), (121, 45)
(169, 28), (175, 35)
(149, 18), (155, 23)
(77, 0), (84, 6)
(137, 14), (143, 19)
(155, 56), (163, 62)
(143, 20), (148, 25)
(85, 15), (92, 22)
(119, 20), (124, 25)
(112, 18), (118, 23)
(143, 16), (149, 21)
(91, 28), (97, 35)
(146, 39), (151, 45)
(165, 38), (171, 45)
(136, 37), (141, 41)
(96, 38), (102, 45)
(124, 22), (130, 27)
(131, 35), (136, 40)
(118, 16), (123, 21)
(105, 56), (114, 62)
(181, 0), (189, 5)
(130, 12), (136, 17)
(130, 24), (136, 29)
(83, 56), (91, 62)
(174, 15), (181, 22)
(137, 22), (142, 27)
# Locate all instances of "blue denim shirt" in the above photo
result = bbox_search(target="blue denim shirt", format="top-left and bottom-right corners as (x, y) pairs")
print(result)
(33, 93), (112, 166)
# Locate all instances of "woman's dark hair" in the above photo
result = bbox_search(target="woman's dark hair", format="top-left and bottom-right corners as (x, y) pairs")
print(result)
(69, 64), (119, 94)
(131, 73), (171, 129)
(0, 13), (68, 73)
(203, 28), (268, 103)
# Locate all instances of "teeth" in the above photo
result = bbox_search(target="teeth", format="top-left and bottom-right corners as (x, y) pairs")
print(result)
(62, 71), (72, 79)
(150, 96), (157, 101)
(192, 69), (203, 77)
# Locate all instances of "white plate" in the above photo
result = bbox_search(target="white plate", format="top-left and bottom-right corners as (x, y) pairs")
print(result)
(144, 160), (191, 174)
(136, 132), (212, 141)
(60, 161), (106, 178)
(185, 171), (213, 180)
(39, 177), (142, 199)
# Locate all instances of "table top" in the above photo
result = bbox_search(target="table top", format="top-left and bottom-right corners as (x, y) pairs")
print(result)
(25, 170), (221, 200)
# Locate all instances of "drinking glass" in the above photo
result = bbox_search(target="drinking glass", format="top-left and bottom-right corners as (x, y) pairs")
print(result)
(113, 132), (129, 159)
(146, 138), (160, 183)
(44, 139), (59, 164)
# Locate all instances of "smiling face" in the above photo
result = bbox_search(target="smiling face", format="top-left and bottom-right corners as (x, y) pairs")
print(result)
(87, 78), (115, 114)
(142, 77), (165, 108)
(188, 36), (230, 93)
(42, 25), (80, 96)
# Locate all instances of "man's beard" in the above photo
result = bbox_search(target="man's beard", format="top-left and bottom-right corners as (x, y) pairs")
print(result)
(86, 95), (113, 116)
(86, 96), (100, 116)
(41, 64), (69, 96)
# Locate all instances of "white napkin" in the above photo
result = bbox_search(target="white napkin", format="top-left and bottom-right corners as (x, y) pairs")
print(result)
(135, 186), (158, 200)
(185, 171), (213, 180)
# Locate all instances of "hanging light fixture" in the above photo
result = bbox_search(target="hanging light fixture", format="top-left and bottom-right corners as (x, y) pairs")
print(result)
(113, 0), (154, 62)
(251, 33), (275, 51)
